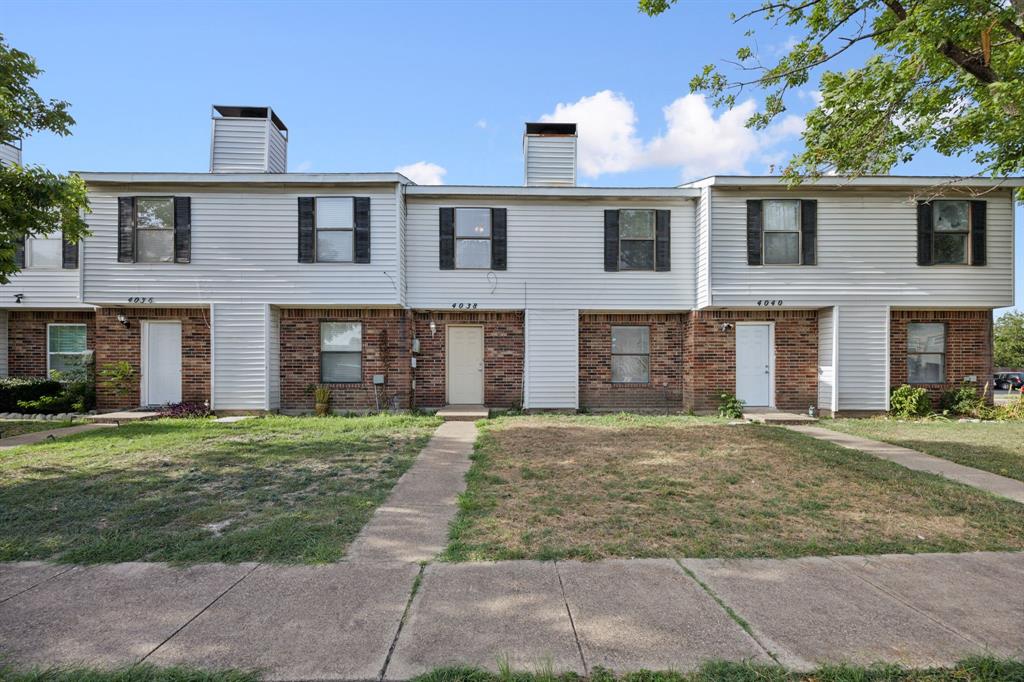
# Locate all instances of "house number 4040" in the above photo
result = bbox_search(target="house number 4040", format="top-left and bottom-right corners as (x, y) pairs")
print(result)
(756, 299), (783, 307)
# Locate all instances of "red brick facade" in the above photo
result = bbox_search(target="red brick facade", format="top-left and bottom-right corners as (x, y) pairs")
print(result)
(890, 309), (993, 406)
(683, 310), (818, 412)
(94, 307), (211, 410)
(412, 311), (524, 409)
(279, 308), (413, 412)
(579, 313), (685, 411)
(7, 310), (96, 378)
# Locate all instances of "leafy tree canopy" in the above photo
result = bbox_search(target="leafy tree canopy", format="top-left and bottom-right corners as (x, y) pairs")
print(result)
(640, 0), (1024, 198)
(995, 311), (1024, 368)
(0, 34), (89, 284)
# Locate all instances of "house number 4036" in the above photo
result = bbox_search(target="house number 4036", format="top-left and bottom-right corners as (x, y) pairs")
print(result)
(756, 299), (783, 307)
(128, 297), (154, 304)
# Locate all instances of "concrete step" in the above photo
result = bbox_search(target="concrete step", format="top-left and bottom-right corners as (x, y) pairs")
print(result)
(436, 405), (489, 421)
(745, 411), (818, 426)
(86, 411), (162, 425)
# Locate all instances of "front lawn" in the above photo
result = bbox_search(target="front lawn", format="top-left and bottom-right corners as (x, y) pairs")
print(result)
(0, 414), (440, 563)
(445, 415), (1024, 561)
(825, 418), (1024, 482)
(0, 420), (77, 439)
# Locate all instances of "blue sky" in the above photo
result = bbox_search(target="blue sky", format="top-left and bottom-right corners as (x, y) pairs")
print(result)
(5, 0), (1021, 308)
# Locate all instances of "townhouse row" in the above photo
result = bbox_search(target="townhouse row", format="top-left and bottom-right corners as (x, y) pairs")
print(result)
(1, 107), (1016, 415)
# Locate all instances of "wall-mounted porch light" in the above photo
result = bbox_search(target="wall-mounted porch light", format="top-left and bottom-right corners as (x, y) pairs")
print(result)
(116, 314), (130, 329)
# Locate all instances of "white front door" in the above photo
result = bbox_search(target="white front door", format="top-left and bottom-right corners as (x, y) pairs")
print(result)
(142, 321), (182, 406)
(736, 323), (773, 407)
(447, 325), (484, 404)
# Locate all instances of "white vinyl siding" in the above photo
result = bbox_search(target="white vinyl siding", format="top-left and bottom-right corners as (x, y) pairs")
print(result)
(211, 302), (270, 410)
(266, 123), (288, 174)
(818, 307), (837, 413)
(836, 305), (890, 411)
(705, 189), (1014, 308)
(407, 197), (695, 310)
(1, 269), (86, 308)
(696, 187), (711, 308)
(524, 309), (578, 409)
(267, 306), (281, 410)
(210, 118), (271, 173)
(0, 143), (21, 167)
(82, 185), (401, 306)
(524, 136), (576, 187)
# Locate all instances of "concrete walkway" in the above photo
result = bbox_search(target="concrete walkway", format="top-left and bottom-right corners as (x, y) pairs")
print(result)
(788, 425), (1024, 504)
(346, 420), (476, 562)
(1, 552), (1021, 678)
(0, 422), (113, 449)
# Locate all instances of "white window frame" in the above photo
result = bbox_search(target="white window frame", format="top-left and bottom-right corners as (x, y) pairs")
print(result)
(315, 197), (355, 263)
(931, 200), (971, 265)
(320, 321), (362, 383)
(610, 325), (650, 384)
(454, 207), (492, 270)
(762, 199), (802, 266)
(26, 236), (64, 270)
(46, 323), (88, 374)
(618, 209), (656, 272)
(135, 196), (175, 264)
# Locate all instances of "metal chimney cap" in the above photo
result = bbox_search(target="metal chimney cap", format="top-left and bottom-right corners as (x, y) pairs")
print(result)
(524, 122), (576, 136)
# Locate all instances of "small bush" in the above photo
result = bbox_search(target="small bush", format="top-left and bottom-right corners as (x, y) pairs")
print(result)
(939, 384), (985, 416)
(889, 384), (932, 418)
(158, 402), (211, 418)
(0, 377), (62, 411)
(718, 392), (745, 418)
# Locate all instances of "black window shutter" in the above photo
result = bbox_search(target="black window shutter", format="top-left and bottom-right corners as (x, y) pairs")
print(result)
(917, 201), (933, 266)
(604, 210), (619, 272)
(354, 197), (371, 263)
(173, 196), (191, 264)
(746, 200), (763, 265)
(14, 236), (25, 269)
(117, 197), (136, 263)
(655, 209), (670, 271)
(61, 231), (78, 269)
(491, 208), (507, 270)
(800, 199), (817, 266)
(970, 200), (986, 266)
(298, 197), (315, 263)
(439, 207), (455, 270)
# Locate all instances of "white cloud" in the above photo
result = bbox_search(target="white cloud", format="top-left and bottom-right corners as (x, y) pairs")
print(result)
(475, 119), (488, 129)
(538, 90), (805, 180)
(797, 89), (824, 107)
(395, 161), (447, 185)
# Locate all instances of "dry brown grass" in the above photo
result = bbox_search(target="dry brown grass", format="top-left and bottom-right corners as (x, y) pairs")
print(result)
(444, 415), (1024, 560)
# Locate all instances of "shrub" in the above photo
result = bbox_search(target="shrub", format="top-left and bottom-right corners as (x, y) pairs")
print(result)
(0, 377), (62, 412)
(14, 365), (97, 414)
(889, 384), (932, 418)
(939, 384), (985, 416)
(99, 361), (136, 400)
(718, 392), (745, 418)
(158, 401), (211, 418)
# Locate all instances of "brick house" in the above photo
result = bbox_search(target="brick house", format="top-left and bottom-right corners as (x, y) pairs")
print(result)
(0, 110), (1014, 415)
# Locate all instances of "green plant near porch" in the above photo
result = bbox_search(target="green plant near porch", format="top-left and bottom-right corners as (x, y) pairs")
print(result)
(98, 361), (136, 402)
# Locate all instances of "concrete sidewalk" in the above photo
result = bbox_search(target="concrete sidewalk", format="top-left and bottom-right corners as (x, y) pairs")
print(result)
(1, 551), (1021, 679)
(788, 424), (1024, 504)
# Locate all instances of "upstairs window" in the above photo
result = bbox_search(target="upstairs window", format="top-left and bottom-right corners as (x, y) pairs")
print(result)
(321, 322), (362, 383)
(455, 208), (492, 269)
(932, 201), (969, 264)
(611, 326), (650, 383)
(136, 197), (175, 263)
(47, 324), (88, 373)
(26, 237), (63, 269)
(316, 197), (354, 262)
(763, 200), (801, 265)
(907, 322), (945, 384)
(619, 209), (655, 270)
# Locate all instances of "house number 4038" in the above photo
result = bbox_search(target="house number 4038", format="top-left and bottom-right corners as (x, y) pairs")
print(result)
(756, 299), (783, 307)
(127, 297), (154, 304)
(450, 302), (478, 310)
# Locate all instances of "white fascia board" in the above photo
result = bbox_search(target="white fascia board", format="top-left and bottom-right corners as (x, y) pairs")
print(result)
(406, 185), (700, 199)
(75, 172), (412, 186)
(681, 175), (1024, 189)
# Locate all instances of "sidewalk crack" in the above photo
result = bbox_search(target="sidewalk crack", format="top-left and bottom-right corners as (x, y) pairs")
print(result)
(555, 561), (588, 676)
(0, 564), (77, 605)
(137, 561), (261, 665)
(379, 562), (426, 681)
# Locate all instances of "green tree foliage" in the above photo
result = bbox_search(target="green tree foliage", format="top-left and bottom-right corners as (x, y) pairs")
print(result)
(994, 311), (1024, 368)
(639, 0), (1024, 198)
(0, 34), (89, 283)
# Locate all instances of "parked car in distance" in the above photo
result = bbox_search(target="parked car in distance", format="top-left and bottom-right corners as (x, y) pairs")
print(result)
(994, 372), (1024, 390)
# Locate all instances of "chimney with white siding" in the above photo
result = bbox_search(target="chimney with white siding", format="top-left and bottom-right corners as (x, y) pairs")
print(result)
(523, 122), (577, 187)
(0, 140), (22, 167)
(210, 105), (288, 173)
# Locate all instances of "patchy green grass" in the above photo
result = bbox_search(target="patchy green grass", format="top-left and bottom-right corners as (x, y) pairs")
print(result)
(0, 665), (258, 682)
(825, 418), (1024, 482)
(0, 414), (440, 563)
(0, 420), (77, 439)
(412, 658), (1024, 682)
(444, 415), (1024, 561)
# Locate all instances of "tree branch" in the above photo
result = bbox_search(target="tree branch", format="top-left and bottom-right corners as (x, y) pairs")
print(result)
(937, 39), (1000, 83)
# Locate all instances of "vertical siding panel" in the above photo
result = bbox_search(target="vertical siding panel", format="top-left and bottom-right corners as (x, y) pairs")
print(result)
(837, 305), (890, 411)
(267, 305), (281, 410)
(212, 302), (269, 410)
(0, 311), (7, 377)
(524, 309), (578, 409)
(817, 307), (835, 411)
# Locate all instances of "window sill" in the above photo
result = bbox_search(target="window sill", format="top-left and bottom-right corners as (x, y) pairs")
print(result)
(610, 382), (651, 386)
